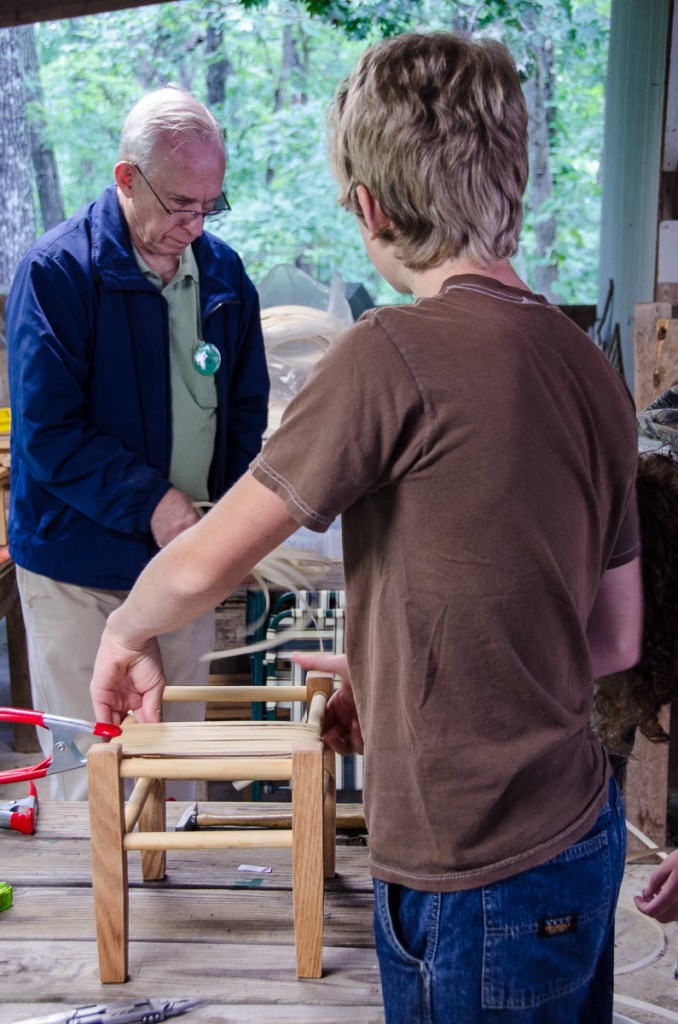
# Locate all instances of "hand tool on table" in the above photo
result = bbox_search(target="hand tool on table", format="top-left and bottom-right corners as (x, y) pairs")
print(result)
(12, 997), (207, 1024)
(0, 708), (122, 785)
(175, 800), (366, 833)
(0, 779), (38, 833)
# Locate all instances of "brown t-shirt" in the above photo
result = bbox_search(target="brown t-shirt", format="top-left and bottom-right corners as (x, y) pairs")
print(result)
(251, 274), (640, 891)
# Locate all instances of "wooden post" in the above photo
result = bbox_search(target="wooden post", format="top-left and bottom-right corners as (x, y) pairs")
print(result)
(0, 560), (39, 752)
(305, 672), (336, 879)
(625, 707), (671, 852)
(629, 305), (678, 847)
(138, 778), (167, 881)
(88, 742), (129, 983)
(6, 599), (35, 750)
(634, 302), (678, 409)
(292, 740), (324, 979)
(323, 744), (337, 880)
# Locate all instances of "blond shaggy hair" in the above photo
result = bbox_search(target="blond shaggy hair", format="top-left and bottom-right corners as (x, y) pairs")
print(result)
(328, 32), (528, 271)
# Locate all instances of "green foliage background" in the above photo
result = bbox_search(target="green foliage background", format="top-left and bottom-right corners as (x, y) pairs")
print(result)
(34, 0), (609, 305)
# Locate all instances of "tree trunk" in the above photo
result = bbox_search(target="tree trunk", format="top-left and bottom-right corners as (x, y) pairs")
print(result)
(0, 27), (36, 286)
(206, 21), (230, 107)
(267, 22), (308, 185)
(18, 24), (65, 232)
(524, 36), (558, 301)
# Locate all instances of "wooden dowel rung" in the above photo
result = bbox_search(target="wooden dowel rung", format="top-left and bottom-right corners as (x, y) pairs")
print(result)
(162, 686), (308, 703)
(123, 829), (294, 851)
(124, 777), (155, 832)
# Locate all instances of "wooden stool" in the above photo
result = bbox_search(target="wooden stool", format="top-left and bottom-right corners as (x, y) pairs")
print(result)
(87, 673), (335, 983)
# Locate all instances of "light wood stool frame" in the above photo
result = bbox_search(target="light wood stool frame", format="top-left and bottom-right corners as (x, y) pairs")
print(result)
(87, 672), (335, 983)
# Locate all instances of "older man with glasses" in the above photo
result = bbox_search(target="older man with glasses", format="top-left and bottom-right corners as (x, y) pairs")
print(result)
(6, 86), (269, 798)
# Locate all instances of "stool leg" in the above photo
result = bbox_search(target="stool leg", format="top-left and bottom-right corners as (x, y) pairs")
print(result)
(323, 746), (336, 879)
(292, 741), (324, 978)
(139, 778), (167, 881)
(306, 672), (336, 880)
(88, 742), (129, 983)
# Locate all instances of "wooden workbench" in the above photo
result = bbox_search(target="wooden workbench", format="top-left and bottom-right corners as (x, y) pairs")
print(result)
(0, 800), (384, 1024)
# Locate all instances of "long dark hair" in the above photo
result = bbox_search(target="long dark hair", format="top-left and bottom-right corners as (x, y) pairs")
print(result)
(595, 453), (678, 751)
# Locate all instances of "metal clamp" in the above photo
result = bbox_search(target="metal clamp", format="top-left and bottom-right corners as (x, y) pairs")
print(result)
(0, 708), (122, 785)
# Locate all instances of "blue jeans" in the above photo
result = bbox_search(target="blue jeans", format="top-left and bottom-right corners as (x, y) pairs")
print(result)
(373, 778), (625, 1023)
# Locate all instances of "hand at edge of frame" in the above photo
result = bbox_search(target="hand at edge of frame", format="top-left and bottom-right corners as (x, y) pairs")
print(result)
(290, 650), (364, 756)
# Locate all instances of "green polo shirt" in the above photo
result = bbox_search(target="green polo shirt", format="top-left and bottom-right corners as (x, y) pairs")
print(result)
(133, 246), (217, 502)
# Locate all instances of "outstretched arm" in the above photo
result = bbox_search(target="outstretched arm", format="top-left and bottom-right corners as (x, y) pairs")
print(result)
(290, 651), (364, 755)
(90, 471), (299, 723)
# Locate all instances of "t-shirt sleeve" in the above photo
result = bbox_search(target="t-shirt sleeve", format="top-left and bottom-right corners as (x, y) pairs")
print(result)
(606, 478), (641, 569)
(251, 314), (424, 531)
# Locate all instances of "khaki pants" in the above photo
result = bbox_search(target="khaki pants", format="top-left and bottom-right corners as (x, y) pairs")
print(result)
(16, 566), (215, 800)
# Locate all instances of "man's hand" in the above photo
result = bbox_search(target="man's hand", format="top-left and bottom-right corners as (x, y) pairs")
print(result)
(150, 487), (200, 548)
(290, 651), (364, 755)
(90, 620), (166, 725)
(635, 851), (678, 923)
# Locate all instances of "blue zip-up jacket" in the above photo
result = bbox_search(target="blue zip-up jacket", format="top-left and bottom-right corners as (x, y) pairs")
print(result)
(7, 186), (269, 589)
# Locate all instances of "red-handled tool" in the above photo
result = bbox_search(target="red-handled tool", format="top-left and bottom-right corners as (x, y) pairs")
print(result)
(0, 780), (39, 834)
(0, 708), (122, 785)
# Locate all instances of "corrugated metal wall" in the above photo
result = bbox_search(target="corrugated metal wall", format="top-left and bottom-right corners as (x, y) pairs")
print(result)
(597, 0), (672, 387)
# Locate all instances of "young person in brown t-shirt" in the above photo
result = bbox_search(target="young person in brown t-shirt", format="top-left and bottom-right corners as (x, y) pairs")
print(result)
(90, 33), (643, 1022)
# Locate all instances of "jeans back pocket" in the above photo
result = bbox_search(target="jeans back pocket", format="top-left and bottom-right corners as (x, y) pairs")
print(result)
(482, 828), (613, 1009)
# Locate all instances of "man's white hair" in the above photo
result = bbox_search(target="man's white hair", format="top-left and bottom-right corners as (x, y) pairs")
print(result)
(119, 86), (225, 171)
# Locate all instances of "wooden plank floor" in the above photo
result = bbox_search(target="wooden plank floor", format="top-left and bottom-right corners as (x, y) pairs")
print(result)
(0, 800), (385, 1024)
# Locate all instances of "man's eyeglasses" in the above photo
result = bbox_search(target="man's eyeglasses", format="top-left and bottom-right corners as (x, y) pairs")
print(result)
(132, 163), (231, 223)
